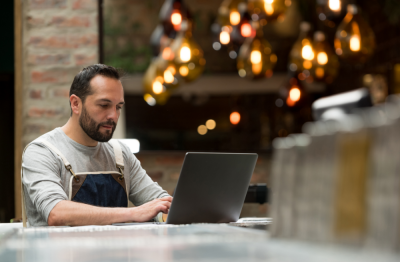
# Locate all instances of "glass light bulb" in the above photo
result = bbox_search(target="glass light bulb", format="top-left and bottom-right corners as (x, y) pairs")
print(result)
(220, 31), (230, 45)
(152, 81), (163, 94)
(171, 13), (182, 25)
(317, 52), (328, 65)
(241, 23), (252, 37)
(264, 3), (274, 15)
(180, 46), (191, 62)
(289, 87), (301, 102)
(265, 0), (274, 4)
(328, 0), (341, 12)
(302, 45), (314, 60)
(164, 70), (174, 83)
(350, 35), (360, 51)
(179, 65), (189, 76)
(251, 50), (262, 64)
(230, 112), (241, 125)
(230, 11), (241, 26)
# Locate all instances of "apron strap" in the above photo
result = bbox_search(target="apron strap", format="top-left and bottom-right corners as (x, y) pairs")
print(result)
(108, 139), (125, 169)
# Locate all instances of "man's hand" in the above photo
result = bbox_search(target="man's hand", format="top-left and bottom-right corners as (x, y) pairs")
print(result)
(48, 196), (173, 226)
(130, 196), (172, 222)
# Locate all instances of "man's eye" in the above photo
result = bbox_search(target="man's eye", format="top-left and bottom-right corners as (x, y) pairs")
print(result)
(100, 104), (108, 108)
(117, 106), (122, 110)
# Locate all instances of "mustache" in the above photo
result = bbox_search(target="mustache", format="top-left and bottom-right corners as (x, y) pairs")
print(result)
(97, 120), (116, 129)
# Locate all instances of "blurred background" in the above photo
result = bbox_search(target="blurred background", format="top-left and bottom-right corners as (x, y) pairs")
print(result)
(3, 0), (400, 223)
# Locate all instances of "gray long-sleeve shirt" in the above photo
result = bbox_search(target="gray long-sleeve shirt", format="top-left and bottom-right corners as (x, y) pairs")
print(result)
(22, 127), (169, 226)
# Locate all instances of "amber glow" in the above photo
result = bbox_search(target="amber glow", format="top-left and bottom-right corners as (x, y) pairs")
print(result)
(350, 35), (360, 51)
(144, 94), (156, 106)
(152, 81), (163, 94)
(155, 76), (164, 84)
(167, 65), (176, 75)
(198, 125), (208, 135)
(286, 97), (295, 107)
(220, 31), (230, 45)
(303, 60), (312, 69)
(230, 11), (241, 26)
(250, 50), (262, 64)
(328, 0), (341, 12)
(264, 3), (274, 15)
(163, 70), (174, 83)
(252, 63), (262, 74)
(179, 65), (189, 76)
(162, 47), (174, 60)
(206, 119), (216, 130)
(230, 112), (241, 125)
(302, 45), (314, 60)
(317, 52), (328, 65)
(289, 87), (301, 102)
(180, 46), (191, 62)
(316, 67), (325, 78)
(241, 23), (252, 37)
(171, 12), (182, 25)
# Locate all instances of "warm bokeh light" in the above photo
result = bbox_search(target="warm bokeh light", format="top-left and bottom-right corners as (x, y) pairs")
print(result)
(167, 65), (176, 75)
(264, 3), (274, 15)
(155, 76), (164, 84)
(302, 45), (314, 60)
(206, 119), (216, 130)
(286, 96), (295, 107)
(252, 63), (262, 74)
(171, 12), (182, 25)
(241, 23), (252, 37)
(230, 11), (241, 26)
(197, 125), (208, 135)
(303, 60), (312, 69)
(350, 35), (361, 51)
(180, 46), (191, 62)
(250, 50), (262, 64)
(144, 93), (156, 106)
(328, 0), (341, 12)
(162, 47), (174, 60)
(179, 65), (189, 76)
(315, 67), (325, 78)
(152, 81), (163, 94)
(289, 87), (301, 102)
(163, 70), (174, 84)
(230, 112), (241, 125)
(220, 31), (230, 45)
(317, 52), (328, 65)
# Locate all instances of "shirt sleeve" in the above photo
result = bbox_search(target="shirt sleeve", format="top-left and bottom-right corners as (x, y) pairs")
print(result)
(121, 143), (170, 206)
(22, 143), (68, 223)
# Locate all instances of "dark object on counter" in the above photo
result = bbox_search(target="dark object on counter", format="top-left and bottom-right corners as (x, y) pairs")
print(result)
(244, 184), (268, 204)
(312, 88), (373, 121)
(167, 152), (258, 224)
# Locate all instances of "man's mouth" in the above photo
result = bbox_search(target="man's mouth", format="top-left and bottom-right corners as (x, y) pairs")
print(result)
(101, 125), (113, 130)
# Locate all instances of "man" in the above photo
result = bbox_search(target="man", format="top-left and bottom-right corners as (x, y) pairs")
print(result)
(22, 64), (172, 227)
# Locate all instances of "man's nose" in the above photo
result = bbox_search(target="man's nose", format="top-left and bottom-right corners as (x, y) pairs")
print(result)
(107, 107), (119, 123)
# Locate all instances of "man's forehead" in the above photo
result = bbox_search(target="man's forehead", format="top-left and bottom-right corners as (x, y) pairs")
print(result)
(88, 75), (124, 101)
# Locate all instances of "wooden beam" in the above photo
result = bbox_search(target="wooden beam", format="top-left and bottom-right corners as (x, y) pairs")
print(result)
(14, 0), (23, 219)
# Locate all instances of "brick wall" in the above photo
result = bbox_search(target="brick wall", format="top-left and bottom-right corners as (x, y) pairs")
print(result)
(136, 151), (271, 218)
(22, 0), (98, 146)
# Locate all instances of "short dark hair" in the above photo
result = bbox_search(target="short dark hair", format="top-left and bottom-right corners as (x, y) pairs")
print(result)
(69, 64), (121, 115)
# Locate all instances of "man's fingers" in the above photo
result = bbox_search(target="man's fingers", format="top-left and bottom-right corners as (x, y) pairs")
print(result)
(159, 196), (173, 202)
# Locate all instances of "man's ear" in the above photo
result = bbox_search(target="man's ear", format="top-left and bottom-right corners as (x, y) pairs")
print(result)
(70, 95), (82, 115)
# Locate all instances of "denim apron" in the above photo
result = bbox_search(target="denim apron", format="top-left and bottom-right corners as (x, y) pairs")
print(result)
(21, 139), (129, 227)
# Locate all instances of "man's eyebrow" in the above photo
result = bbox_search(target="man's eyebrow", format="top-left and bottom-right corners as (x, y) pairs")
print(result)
(97, 99), (125, 105)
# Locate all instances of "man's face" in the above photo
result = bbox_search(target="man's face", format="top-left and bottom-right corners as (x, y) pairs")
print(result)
(78, 75), (124, 142)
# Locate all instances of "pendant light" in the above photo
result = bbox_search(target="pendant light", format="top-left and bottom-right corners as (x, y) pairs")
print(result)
(172, 21), (206, 82)
(142, 58), (172, 106)
(247, 0), (291, 23)
(334, 5), (375, 63)
(316, 0), (347, 25)
(311, 31), (339, 84)
(288, 22), (314, 75)
(237, 21), (277, 79)
(159, 0), (190, 39)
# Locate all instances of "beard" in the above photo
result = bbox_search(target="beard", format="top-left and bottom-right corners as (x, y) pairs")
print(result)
(79, 105), (116, 142)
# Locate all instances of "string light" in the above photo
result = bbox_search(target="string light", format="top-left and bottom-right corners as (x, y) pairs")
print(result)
(289, 87), (301, 102)
(220, 31), (230, 45)
(180, 46), (191, 62)
(171, 12), (182, 26)
(241, 23), (253, 38)
(328, 0), (341, 12)
(152, 81), (164, 94)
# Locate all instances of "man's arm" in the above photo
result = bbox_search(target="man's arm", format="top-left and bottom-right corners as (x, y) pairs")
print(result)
(48, 196), (172, 226)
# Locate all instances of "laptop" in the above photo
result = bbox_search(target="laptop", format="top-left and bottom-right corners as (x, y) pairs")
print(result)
(166, 152), (258, 224)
